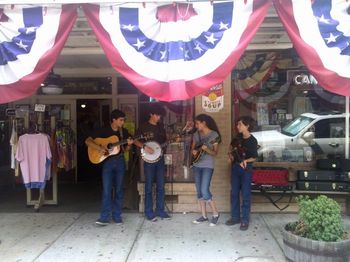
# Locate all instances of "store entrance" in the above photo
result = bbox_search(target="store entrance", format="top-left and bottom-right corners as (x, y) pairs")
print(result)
(76, 98), (139, 210)
(76, 99), (111, 182)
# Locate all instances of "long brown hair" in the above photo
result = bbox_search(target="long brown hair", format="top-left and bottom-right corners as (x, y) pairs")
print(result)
(195, 114), (222, 143)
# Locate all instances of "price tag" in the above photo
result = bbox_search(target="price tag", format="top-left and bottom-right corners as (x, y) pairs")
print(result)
(34, 104), (46, 112)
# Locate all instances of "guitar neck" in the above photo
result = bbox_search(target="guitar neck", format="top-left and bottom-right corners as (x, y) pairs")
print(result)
(111, 135), (143, 147)
(111, 139), (128, 147)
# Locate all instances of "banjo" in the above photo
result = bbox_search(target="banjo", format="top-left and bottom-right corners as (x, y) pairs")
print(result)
(141, 138), (183, 163)
(141, 141), (166, 163)
(141, 121), (194, 163)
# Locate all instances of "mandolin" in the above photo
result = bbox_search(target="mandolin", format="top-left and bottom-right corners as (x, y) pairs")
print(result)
(88, 133), (152, 164)
(190, 136), (220, 167)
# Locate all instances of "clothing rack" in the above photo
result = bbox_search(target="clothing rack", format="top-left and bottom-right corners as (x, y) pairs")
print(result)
(26, 172), (58, 211)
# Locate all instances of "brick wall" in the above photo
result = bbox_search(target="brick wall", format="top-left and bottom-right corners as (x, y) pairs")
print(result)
(194, 76), (232, 212)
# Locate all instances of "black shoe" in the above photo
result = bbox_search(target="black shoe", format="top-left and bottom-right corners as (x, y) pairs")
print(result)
(240, 223), (249, 231)
(225, 218), (240, 226)
(158, 212), (171, 220)
(192, 216), (209, 224)
(95, 219), (110, 226)
(209, 213), (220, 226)
(146, 215), (158, 222)
(113, 217), (123, 225)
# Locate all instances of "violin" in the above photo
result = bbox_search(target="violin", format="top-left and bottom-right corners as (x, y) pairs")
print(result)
(230, 136), (246, 163)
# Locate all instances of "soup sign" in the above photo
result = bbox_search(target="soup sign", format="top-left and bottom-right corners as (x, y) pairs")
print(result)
(202, 83), (224, 112)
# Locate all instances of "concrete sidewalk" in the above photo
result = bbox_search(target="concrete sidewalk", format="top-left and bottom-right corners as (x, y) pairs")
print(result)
(0, 212), (349, 262)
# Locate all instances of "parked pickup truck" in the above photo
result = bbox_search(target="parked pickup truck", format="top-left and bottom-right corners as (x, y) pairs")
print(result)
(251, 112), (348, 161)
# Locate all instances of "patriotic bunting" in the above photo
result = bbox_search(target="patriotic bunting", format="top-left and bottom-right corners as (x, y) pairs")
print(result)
(233, 52), (278, 91)
(0, 4), (77, 103)
(83, 0), (270, 101)
(273, 0), (350, 96)
(1, 1), (348, 103)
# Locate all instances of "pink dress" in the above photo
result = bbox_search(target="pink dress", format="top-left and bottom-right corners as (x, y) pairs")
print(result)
(16, 133), (52, 189)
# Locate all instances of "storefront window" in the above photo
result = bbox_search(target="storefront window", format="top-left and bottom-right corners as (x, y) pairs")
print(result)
(233, 52), (347, 163)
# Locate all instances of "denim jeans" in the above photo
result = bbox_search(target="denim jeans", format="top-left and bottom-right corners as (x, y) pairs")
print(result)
(193, 167), (214, 201)
(100, 155), (125, 221)
(231, 163), (253, 224)
(144, 156), (165, 218)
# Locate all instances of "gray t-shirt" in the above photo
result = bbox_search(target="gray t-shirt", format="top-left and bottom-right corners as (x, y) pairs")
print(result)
(192, 130), (219, 169)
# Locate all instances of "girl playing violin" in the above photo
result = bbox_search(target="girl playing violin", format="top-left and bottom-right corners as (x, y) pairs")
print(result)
(226, 116), (258, 231)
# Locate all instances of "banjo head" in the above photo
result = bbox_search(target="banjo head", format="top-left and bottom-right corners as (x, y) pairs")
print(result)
(141, 141), (162, 163)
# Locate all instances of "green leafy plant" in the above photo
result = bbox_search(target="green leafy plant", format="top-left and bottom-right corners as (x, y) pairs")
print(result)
(286, 195), (346, 242)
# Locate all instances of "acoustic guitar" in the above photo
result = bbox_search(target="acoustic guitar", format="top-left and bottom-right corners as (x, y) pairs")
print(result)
(88, 133), (151, 164)
(190, 136), (220, 167)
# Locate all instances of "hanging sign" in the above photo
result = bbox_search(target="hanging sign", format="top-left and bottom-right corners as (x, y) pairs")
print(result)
(34, 104), (46, 112)
(5, 108), (16, 116)
(202, 83), (224, 113)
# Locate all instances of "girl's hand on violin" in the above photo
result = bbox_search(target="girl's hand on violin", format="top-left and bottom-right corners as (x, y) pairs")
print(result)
(227, 153), (233, 162)
(240, 160), (247, 169)
(192, 149), (198, 156)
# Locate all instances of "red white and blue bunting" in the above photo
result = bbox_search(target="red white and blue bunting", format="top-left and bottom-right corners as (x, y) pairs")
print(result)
(83, 0), (270, 101)
(1, 1), (349, 103)
(0, 4), (77, 103)
(273, 0), (350, 96)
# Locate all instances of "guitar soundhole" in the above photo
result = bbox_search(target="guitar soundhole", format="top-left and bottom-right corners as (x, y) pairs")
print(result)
(107, 143), (113, 150)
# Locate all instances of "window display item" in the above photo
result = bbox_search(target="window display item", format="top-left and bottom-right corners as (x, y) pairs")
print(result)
(298, 170), (350, 182)
(298, 170), (339, 181)
(296, 181), (350, 192)
(252, 169), (289, 186)
(316, 159), (340, 170)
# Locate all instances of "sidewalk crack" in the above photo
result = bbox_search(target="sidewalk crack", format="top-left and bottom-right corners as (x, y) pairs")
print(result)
(125, 217), (145, 262)
(32, 212), (84, 261)
(260, 214), (283, 253)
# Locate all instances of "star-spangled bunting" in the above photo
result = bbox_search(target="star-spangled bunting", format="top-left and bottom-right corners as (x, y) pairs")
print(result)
(83, 1), (270, 101)
(1, 1), (348, 104)
(0, 4), (77, 103)
(273, 0), (350, 96)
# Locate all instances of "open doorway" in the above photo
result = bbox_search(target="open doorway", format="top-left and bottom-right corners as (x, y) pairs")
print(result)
(76, 99), (111, 182)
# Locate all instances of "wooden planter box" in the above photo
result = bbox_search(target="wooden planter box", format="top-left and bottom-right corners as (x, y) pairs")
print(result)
(282, 227), (350, 262)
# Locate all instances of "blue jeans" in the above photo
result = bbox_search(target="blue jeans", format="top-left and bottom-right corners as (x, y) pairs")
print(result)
(100, 155), (125, 221)
(231, 163), (253, 224)
(144, 156), (165, 218)
(193, 167), (214, 201)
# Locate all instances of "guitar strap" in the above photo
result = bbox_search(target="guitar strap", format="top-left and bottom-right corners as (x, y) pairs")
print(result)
(119, 128), (124, 153)
(198, 131), (202, 144)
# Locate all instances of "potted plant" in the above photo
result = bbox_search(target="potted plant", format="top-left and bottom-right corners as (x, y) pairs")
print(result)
(282, 195), (350, 262)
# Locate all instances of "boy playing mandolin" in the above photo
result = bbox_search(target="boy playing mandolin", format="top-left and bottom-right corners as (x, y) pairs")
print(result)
(85, 109), (133, 226)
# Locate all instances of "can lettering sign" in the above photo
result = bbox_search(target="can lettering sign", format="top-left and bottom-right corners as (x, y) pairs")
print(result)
(202, 83), (224, 112)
